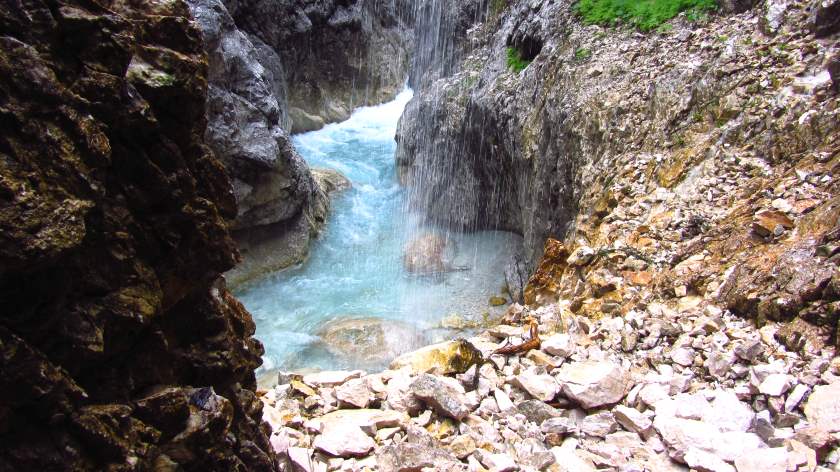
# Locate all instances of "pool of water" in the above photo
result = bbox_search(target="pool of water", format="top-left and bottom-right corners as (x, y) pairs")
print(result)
(235, 89), (523, 374)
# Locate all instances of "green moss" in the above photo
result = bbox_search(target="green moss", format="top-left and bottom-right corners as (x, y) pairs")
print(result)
(574, 47), (592, 60)
(491, 0), (509, 16)
(506, 47), (531, 73)
(574, 0), (717, 31)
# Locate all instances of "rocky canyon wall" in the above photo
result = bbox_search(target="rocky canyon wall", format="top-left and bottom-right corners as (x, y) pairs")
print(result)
(186, 0), (414, 287)
(0, 1), (276, 470)
(397, 0), (840, 346)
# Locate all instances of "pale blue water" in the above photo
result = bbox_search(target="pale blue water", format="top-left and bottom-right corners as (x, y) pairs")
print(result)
(235, 89), (523, 373)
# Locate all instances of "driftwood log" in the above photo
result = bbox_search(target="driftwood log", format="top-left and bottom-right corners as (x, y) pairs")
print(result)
(493, 318), (541, 355)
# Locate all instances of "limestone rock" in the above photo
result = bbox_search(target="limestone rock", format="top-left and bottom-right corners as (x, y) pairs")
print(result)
(542, 333), (574, 357)
(390, 339), (483, 375)
(804, 381), (840, 433)
(377, 443), (462, 472)
(556, 361), (633, 409)
(512, 370), (559, 402)
(312, 423), (375, 457)
(410, 374), (469, 420)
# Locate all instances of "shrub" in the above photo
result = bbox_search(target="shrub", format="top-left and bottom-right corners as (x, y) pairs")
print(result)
(574, 0), (717, 31)
(506, 47), (531, 73)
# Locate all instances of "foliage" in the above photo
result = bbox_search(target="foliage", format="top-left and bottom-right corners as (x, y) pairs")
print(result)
(574, 47), (592, 60)
(574, 0), (717, 31)
(491, 0), (509, 16)
(506, 47), (531, 73)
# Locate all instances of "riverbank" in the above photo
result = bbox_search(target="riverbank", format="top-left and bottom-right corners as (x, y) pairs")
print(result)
(259, 297), (839, 472)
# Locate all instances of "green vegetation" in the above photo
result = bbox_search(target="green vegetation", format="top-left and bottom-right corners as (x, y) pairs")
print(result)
(574, 47), (592, 60)
(491, 0), (509, 16)
(506, 47), (531, 73)
(574, 0), (717, 31)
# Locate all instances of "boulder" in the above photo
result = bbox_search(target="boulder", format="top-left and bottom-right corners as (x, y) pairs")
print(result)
(403, 234), (453, 274)
(556, 361), (633, 409)
(312, 423), (375, 457)
(335, 378), (373, 408)
(804, 381), (840, 433)
(390, 339), (483, 375)
(810, 0), (840, 37)
(410, 374), (470, 420)
(318, 317), (428, 367)
(512, 370), (559, 401)
(653, 415), (766, 462)
(377, 443), (462, 472)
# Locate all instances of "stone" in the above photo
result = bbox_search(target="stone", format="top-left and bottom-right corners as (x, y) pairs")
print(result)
(494, 389), (516, 412)
(670, 348), (695, 367)
(475, 450), (518, 472)
(410, 374), (469, 420)
(390, 339), (483, 376)
(288, 447), (315, 472)
(312, 423), (375, 457)
(567, 245), (596, 266)
(542, 333), (574, 357)
(803, 381), (840, 433)
(335, 378), (373, 408)
(403, 234), (451, 274)
(556, 361), (633, 409)
(550, 447), (597, 472)
(447, 435), (477, 460)
(701, 391), (755, 433)
(377, 443), (462, 472)
(517, 400), (562, 424)
(319, 318), (428, 367)
(303, 371), (364, 387)
(653, 416), (766, 462)
(386, 371), (423, 414)
(613, 405), (653, 438)
(512, 370), (559, 401)
(733, 447), (789, 472)
(751, 210), (794, 237)
(758, 374), (793, 397)
(684, 447), (735, 472)
(580, 411), (618, 437)
(706, 351), (735, 379)
(541, 416), (579, 435)
(516, 438), (555, 470)
(784, 384), (809, 413)
(315, 409), (404, 435)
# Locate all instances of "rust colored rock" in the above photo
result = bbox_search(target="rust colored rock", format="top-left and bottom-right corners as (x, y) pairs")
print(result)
(752, 209), (795, 237)
(524, 239), (569, 305)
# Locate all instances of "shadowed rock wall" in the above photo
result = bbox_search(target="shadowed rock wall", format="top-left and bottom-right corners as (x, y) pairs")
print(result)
(0, 1), (275, 470)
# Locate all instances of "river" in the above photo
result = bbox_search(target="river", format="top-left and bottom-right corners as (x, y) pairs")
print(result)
(235, 89), (523, 375)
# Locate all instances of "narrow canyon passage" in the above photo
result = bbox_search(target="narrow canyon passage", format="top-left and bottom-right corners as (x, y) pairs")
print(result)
(236, 89), (523, 375)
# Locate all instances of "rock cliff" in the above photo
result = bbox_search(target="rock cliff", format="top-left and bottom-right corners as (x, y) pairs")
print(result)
(0, 1), (274, 470)
(225, 0), (414, 134)
(186, 0), (414, 286)
(397, 0), (840, 346)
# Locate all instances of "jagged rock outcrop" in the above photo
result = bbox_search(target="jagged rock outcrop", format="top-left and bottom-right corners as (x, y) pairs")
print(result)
(0, 1), (274, 470)
(396, 0), (840, 346)
(187, 0), (326, 287)
(225, 0), (414, 134)
(187, 0), (414, 286)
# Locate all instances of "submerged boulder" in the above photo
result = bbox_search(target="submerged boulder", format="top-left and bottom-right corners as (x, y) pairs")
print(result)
(318, 317), (427, 367)
(403, 233), (455, 274)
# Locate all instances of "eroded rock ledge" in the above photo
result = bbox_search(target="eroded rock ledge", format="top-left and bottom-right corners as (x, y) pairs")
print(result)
(0, 2), (273, 469)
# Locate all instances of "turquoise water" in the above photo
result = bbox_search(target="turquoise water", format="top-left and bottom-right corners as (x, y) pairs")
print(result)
(235, 89), (522, 374)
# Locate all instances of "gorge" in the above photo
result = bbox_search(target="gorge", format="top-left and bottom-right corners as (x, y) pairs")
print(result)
(1, 0), (839, 471)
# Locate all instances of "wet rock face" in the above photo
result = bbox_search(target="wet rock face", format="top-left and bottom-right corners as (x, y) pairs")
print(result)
(187, 0), (315, 232)
(0, 2), (274, 470)
(225, 0), (414, 134)
(397, 0), (840, 345)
